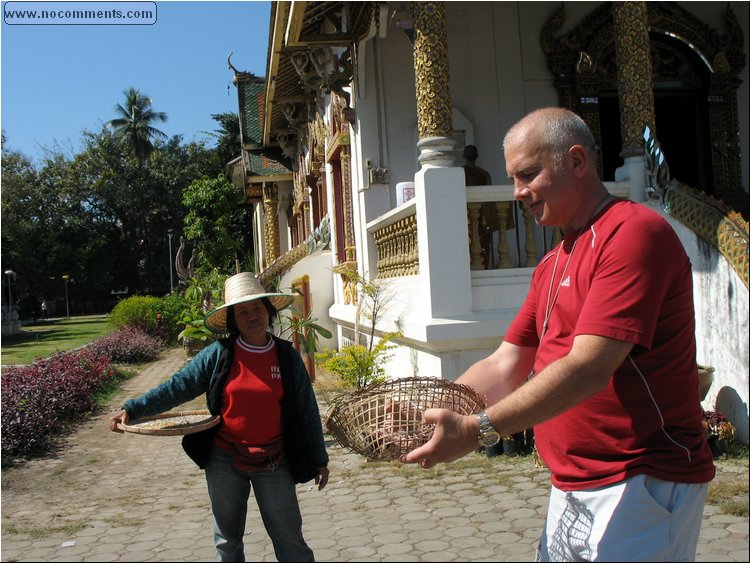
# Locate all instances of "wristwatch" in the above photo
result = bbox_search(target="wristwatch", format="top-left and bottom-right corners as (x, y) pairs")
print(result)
(475, 411), (501, 447)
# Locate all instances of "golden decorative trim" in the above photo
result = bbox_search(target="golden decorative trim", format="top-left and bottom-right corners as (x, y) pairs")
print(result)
(308, 114), (327, 163)
(258, 242), (308, 288)
(262, 183), (280, 265)
(413, 2), (452, 139)
(326, 132), (351, 162)
(612, 2), (656, 154)
(341, 148), (356, 252)
(258, 214), (332, 288)
(335, 261), (359, 305)
(372, 213), (419, 278)
(665, 183), (748, 289)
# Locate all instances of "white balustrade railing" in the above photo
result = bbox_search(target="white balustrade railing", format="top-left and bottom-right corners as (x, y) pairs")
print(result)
(366, 182), (630, 278)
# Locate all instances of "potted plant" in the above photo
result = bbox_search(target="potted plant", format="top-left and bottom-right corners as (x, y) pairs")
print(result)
(697, 364), (715, 402)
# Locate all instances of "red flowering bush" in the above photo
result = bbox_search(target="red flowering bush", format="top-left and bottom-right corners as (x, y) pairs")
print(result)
(87, 325), (162, 364)
(1, 348), (118, 460)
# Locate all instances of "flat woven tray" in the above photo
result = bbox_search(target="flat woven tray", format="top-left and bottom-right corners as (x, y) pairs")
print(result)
(117, 410), (220, 436)
(324, 376), (486, 461)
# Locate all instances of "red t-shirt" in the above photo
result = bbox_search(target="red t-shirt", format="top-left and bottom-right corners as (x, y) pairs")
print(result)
(504, 198), (715, 490)
(217, 337), (284, 452)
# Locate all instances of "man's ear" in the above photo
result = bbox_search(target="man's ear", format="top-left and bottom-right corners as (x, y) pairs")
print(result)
(567, 144), (589, 178)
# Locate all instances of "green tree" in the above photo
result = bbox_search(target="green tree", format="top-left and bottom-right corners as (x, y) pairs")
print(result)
(205, 112), (241, 172)
(106, 87), (168, 161)
(1, 134), (119, 312)
(1, 133), (43, 310)
(1, 113), (242, 315)
(182, 175), (250, 274)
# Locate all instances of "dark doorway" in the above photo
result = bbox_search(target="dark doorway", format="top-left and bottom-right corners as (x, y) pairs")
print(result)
(598, 95), (622, 182)
(654, 91), (713, 195)
(596, 91), (712, 195)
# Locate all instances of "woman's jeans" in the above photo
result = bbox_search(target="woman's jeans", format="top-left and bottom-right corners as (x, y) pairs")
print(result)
(204, 446), (314, 562)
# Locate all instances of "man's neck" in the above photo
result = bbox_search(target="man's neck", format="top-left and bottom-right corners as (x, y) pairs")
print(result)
(563, 190), (613, 235)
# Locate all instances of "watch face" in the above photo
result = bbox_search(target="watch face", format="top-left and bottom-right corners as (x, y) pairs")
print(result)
(476, 413), (500, 447)
(480, 431), (500, 447)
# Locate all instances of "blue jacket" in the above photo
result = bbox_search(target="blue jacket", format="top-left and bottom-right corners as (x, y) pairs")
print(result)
(124, 335), (329, 483)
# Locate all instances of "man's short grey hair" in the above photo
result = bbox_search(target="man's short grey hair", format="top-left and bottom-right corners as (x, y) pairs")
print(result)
(503, 108), (598, 167)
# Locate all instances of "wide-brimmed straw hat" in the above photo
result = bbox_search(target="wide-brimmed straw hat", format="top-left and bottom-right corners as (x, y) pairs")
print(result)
(204, 272), (295, 334)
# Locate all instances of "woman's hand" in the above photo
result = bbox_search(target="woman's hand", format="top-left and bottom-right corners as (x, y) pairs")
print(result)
(315, 466), (329, 490)
(108, 409), (129, 433)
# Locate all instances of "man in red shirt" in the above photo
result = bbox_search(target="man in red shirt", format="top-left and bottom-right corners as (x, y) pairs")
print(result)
(402, 107), (714, 561)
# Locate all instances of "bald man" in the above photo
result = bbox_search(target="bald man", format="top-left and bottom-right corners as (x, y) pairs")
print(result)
(403, 107), (714, 562)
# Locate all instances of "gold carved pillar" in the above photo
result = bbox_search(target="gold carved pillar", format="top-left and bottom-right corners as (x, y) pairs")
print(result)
(262, 183), (280, 265)
(612, 1), (655, 158)
(340, 149), (357, 261)
(413, 2), (456, 167)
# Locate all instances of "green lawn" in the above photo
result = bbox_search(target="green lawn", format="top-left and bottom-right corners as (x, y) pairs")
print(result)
(1, 315), (112, 366)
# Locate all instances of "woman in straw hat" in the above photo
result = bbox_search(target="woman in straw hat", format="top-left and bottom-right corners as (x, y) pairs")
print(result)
(109, 272), (329, 562)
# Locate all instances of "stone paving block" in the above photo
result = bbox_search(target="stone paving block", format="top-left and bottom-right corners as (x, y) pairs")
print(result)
(378, 541), (416, 555)
(81, 554), (121, 562)
(381, 554), (421, 562)
(409, 529), (445, 542)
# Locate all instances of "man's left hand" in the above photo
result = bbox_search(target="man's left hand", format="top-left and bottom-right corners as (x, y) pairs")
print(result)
(399, 408), (478, 469)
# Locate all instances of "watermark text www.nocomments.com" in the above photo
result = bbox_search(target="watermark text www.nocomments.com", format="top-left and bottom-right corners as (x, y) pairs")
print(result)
(4, 1), (157, 25)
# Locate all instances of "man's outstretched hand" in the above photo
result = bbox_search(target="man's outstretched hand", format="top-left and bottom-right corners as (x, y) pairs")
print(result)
(399, 408), (478, 469)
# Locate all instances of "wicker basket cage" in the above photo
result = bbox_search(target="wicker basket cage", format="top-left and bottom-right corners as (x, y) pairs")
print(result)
(324, 376), (486, 461)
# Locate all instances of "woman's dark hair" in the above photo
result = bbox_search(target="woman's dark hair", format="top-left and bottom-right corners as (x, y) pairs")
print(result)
(226, 297), (279, 334)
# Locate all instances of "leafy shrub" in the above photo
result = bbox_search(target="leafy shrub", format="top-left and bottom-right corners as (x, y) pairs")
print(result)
(316, 332), (399, 389)
(1, 348), (118, 460)
(152, 291), (188, 342)
(109, 294), (190, 344)
(110, 296), (164, 337)
(87, 325), (162, 364)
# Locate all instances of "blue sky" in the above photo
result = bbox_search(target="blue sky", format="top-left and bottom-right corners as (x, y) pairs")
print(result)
(1, 0), (270, 162)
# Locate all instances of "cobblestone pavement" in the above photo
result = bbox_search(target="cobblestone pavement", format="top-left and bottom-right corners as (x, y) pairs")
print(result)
(2, 347), (748, 562)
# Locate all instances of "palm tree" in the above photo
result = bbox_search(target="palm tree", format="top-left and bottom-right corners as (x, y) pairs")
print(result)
(106, 87), (168, 160)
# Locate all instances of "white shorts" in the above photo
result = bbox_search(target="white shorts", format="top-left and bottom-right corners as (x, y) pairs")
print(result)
(536, 474), (708, 562)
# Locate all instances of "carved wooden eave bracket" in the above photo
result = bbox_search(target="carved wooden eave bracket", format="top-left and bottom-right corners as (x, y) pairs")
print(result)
(264, 2), (369, 148)
(276, 130), (299, 164)
(290, 46), (354, 111)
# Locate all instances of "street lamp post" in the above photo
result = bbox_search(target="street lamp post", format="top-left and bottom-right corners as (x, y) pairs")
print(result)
(62, 275), (70, 318)
(4, 270), (15, 313)
(168, 230), (174, 291)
